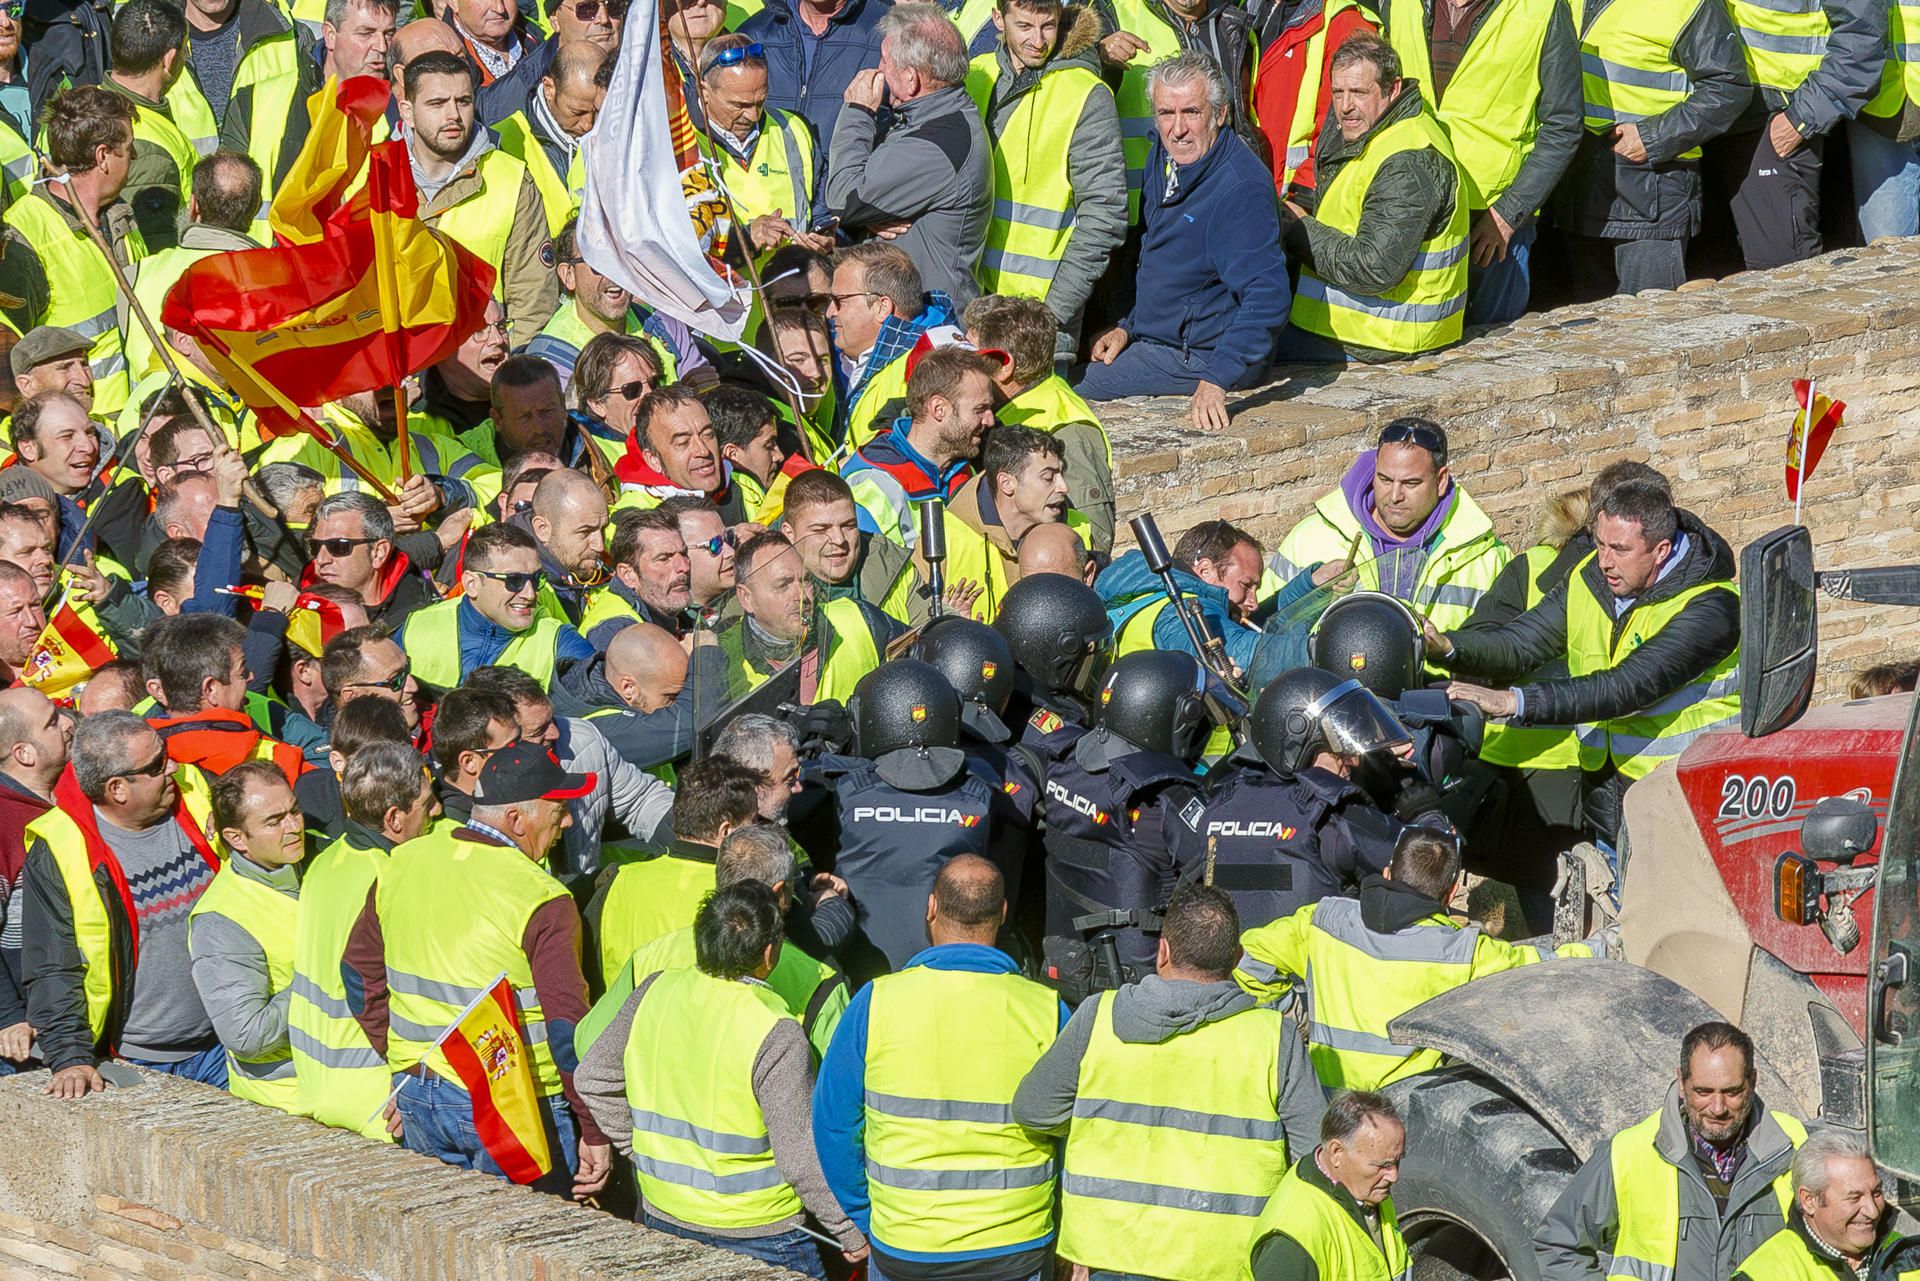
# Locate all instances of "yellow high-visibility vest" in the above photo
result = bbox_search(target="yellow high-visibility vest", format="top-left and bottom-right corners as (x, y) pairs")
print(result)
(188, 859), (305, 1114)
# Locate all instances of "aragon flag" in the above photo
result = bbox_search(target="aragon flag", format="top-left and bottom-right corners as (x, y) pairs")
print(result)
(438, 974), (554, 1185)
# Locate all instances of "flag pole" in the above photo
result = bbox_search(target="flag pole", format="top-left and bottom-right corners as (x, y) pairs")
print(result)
(367, 155), (413, 487)
(1794, 377), (1815, 527)
(364, 970), (513, 1127)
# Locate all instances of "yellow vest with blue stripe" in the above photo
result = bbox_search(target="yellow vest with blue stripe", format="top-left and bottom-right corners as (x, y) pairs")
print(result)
(429, 148), (534, 302)
(1565, 552), (1740, 779)
(1386, 0), (1552, 210)
(1293, 108), (1468, 355)
(1477, 543), (1582, 770)
(187, 858), (305, 1113)
(706, 109), (818, 237)
(493, 110), (585, 237)
(400, 596), (565, 691)
(623, 965), (806, 1229)
(0, 116), (34, 208)
(1866, 0), (1920, 117)
(964, 52), (1107, 300)
(2, 190), (147, 419)
(1572, 0), (1709, 159)
(862, 963), (1059, 1255)
(291, 833), (396, 1141)
(377, 825), (568, 1093)
(1242, 1161), (1412, 1281)
(1060, 990), (1292, 1280)
(1608, 1108), (1804, 1281)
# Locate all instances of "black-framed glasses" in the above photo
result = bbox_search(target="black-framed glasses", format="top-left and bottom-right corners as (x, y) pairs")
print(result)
(612, 379), (656, 401)
(472, 568), (546, 595)
(569, 0), (629, 19)
(1378, 420), (1447, 458)
(703, 41), (765, 73)
(120, 749), (171, 780)
(344, 664), (411, 693)
(827, 290), (879, 307)
(308, 536), (378, 558)
(693, 530), (738, 556)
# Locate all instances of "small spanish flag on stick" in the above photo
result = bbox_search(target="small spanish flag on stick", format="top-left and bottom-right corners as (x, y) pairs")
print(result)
(1786, 377), (1844, 516)
(24, 592), (117, 700)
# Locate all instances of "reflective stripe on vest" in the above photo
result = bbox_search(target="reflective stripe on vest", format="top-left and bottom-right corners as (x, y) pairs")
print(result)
(400, 596), (564, 691)
(1277, 0), (1361, 190)
(1867, 4), (1920, 116)
(1565, 553), (1740, 779)
(1576, 0), (1707, 159)
(861, 965), (1058, 1254)
(430, 148), (532, 296)
(1108, 0), (1189, 222)
(189, 862), (304, 1113)
(623, 967), (804, 1228)
(1387, 0), (1552, 209)
(0, 116), (33, 206)
(1242, 1162), (1412, 1281)
(1608, 1109), (1805, 1281)
(1477, 543), (1583, 770)
(965, 54), (1105, 298)
(376, 827), (567, 1091)
(3, 191), (143, 417)
(1058, 991), (1290, 1278)
(1725, 0), (1830, 91)
(711, 109), (817, 234)
(291, 835), (395, 1141)
(1292, 111), (1468, 355)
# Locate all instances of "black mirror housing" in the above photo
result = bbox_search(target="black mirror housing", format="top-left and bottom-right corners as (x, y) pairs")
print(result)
(1801, 795), (1879, 863)
(1739, 525), (1817, 737)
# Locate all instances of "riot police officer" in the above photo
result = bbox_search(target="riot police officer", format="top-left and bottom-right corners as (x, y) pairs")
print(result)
(1030, 650), (1212, 998)
(806, 659), (997, 978)
(994, 574), (1115, 744)
(1180, 667), (1446, 933)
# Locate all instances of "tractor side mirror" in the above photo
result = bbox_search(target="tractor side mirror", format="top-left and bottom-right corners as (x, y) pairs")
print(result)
(1739, 525), (1817, 738)
(1801, 795), (1879, 863)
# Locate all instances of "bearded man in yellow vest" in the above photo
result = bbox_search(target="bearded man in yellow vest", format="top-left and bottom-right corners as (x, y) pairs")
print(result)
(399, 50), (560, 340)
(1535, 1022), (1807, 1281)
(698, 36), (836, 259)
(1245, 1089), (1411, 1281)
(1733, 1130), (1920, 1281)
(186, 760), (308, 1115)
(1276, 36), (1469, 364)
(102, 0), (203, 253)
(1430, 474), (1739, 847)
(964, 0), (1125, 361)
(1015, 886), (1323, 1281)
(398, 522), (594, 692)
(576, 881), (870, 1276)
(814, 855), (1066, 1281)
(724, 532), (896, 703)
(1374, 0), (1580, 326)
(343, 741), (613, 1199)
(0, 87), (144, 423)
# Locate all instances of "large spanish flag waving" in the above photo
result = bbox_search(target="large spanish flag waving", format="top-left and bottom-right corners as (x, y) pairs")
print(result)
(439, 974), (554, 1185)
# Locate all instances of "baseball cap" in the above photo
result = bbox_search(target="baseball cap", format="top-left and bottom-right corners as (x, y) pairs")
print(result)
(473, 741), (596, 804)
(9, 326), (91, 380)
(902, 324), (1012, 381)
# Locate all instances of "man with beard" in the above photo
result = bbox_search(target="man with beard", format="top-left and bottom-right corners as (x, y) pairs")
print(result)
(523, 469), (611, 626)
(660, 497), (737, 623)
(581, 509), (692, 648)
(839, 347), (996, 551)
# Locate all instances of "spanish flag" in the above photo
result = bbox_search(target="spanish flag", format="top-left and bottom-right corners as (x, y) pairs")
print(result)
(1785, 378), (1844, 502)
(439, 974), (553, 1185)
(269, 75), (388, 246)
(24, 595), (117, 700)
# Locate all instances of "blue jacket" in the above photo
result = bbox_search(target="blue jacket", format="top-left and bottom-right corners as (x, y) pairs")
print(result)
(740, 0), (892, 158)
(475, 35), (557, 127)
(1096, 549), (1316, 671)
(398, 598), (594, 677)
(813, 942), (1069, 1261)
(1123, 132), (1291, 390)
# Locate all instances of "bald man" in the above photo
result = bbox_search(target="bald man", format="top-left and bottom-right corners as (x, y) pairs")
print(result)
(528, 469), (611, 624)
(550, 621), (727, 778)
(0, 684), (69, 1063)
(491, 41), (607, 236)
(392, 17), (464, 86)
(1016, 522), (1097, 586)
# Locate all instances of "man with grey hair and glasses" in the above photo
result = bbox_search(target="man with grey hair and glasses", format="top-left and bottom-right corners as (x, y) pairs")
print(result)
(1733, 1130), (1919, 1281)
(826, 2), (992, 307)
(1077, 49), (1290, 434)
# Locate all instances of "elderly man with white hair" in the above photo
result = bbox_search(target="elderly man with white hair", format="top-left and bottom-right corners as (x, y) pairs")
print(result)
(1075, 50), (1291, 433)
(1733, 1129), (1920, 1281)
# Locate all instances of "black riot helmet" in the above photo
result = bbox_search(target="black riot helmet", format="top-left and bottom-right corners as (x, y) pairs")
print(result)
(1309, 592), (1426, 700)
(915, 616), (1015, 715)
(1248, 666), (1412, 776)
(994, 574), (1114, 700)
(849, 659), (961, 758)
(1092, 651), (1213, 763)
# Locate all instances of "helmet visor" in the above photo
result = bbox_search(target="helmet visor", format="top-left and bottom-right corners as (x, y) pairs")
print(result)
(1311, 678), (1412, 757)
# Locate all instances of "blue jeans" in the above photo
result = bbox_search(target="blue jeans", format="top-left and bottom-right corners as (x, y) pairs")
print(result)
(1072, 339), (1270, 400)
(1848, 119), (1920, 242)
(124, 1044), (229, 1087)
(642, 1212), (826, 1279)
(393, 1071), (579, 1197)
(1466, 217), (1535, 326)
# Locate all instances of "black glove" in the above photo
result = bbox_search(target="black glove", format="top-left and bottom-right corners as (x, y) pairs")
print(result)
(783, 699), (852, 756)
(1392, 779), (1446, 824)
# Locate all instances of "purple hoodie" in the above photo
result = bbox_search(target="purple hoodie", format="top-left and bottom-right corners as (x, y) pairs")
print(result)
(1339, 449), (1457, 601)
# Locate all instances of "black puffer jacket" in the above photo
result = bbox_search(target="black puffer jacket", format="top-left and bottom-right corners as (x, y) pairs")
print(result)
(1443, 508), (1738, 730)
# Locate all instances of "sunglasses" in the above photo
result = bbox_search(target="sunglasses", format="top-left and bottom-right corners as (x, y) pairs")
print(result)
(1378, 420), (1446, 457)
(345, 664), (411, 693)
(308, 536), (378, 558)
(693, 530), (738, 556)
(577, 0), (631, 16)
(704, 41), (765, 72)
(121, 749), (171, 780)
(472, 568), (546, 595)
(0, 3), (21, 19)
(611, 379), (655, 402)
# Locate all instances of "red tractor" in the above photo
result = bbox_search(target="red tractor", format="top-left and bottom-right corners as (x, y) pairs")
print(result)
(1382, 525), (1920, 1281)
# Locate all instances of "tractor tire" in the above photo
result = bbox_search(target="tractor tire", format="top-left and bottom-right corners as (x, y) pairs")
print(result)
(1386, 1066), (1582, 1281)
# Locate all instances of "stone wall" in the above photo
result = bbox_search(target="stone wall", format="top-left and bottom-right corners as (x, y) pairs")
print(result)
(0, 1070), (788, 1281)
(1104, 238), (1920, 691)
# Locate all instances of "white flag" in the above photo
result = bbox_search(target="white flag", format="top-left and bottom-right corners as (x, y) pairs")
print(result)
(577, 0), (751, 341)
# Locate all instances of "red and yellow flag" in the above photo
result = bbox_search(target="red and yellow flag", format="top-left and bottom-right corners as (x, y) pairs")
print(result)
(438, 975), (553, 1185)
(25, 598), (117, 700)
(1785, 378), (1844, 502)
(269, 74), (389, 246)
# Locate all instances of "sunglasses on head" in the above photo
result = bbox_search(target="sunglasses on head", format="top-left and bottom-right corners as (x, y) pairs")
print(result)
(704, 41), (765, 72)
(308, 536), (377, 558)
(693, 530), (739, 556)
(473, 568), (546, 595)
(1378, 420), (1446, 458)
